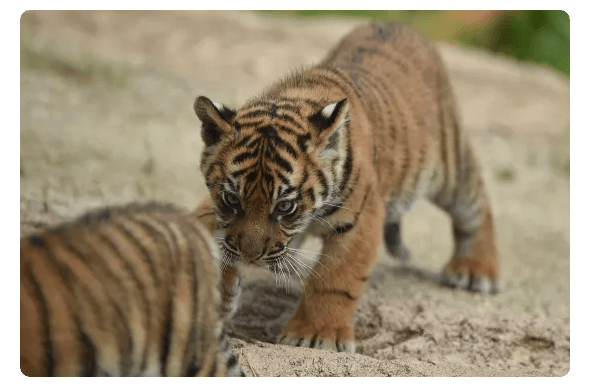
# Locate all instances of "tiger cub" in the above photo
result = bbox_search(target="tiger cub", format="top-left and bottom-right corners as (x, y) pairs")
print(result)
(20, 202), (244, 377)
(193, 22), (498, 354)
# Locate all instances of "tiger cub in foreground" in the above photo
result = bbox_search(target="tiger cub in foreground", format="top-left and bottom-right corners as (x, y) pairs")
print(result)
(194, 23), (498, 354)
(21, 202), (244, 377)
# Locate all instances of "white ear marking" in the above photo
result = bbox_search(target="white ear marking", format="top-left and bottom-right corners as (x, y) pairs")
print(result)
(213, 101), (224, 111)
(321, 102), (338, 119)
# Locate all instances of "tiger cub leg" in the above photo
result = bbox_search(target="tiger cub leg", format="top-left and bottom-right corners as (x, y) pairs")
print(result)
(383, 218), (412, 261)
(434, 149), (499, 293)
(194, 196), (242, 319)
(219, 266), (241, 320)
(277, 190), (385, 353)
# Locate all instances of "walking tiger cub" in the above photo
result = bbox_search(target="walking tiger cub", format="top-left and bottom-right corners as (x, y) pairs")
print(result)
(194, 22), (498, 354)
(20, 202), (244, 377)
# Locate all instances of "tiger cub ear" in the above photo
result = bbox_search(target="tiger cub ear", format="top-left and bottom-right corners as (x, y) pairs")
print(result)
(194, 96), (237, 147)
(308, 99), (349, 151)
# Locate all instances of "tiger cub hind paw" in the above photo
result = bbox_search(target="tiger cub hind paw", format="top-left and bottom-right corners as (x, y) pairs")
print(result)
(277, 333), (355, 354)
(441, 258), (499, 294)
(390, 243), (412, 261)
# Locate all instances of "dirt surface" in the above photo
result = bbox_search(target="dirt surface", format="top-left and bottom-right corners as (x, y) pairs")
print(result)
(20, 11), (570, 376)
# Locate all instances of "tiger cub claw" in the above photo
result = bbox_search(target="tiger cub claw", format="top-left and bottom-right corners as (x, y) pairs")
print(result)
(277, 317), (356, 354)
(277, 333), (356, 354)
(441, 258), (499, 294)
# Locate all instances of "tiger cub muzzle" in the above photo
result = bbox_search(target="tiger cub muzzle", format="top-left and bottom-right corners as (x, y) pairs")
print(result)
(222, 220), (289, 266)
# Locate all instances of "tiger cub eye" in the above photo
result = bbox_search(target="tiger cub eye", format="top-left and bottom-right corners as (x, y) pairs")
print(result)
(276, 200), (296, 215)
(223, 192), (240, 207)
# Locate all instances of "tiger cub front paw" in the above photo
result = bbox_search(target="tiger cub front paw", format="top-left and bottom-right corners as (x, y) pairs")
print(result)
(276, 318), (356, 354)
(441, 257), (499, 294)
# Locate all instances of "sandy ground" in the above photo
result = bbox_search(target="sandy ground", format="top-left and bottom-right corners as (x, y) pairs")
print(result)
(20, 11), (570, 376)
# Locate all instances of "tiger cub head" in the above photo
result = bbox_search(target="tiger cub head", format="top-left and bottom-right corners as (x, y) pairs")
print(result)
(194, 95), (350, 271)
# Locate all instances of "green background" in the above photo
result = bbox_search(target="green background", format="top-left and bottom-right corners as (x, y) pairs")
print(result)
(261, 11), (570, 76)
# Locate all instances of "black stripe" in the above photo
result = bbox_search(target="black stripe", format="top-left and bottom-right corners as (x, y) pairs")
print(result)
(235, 134), (252, 147)
(239, 109), (270, 120)
(63, 237), (131, 376)
(160, 300), (173, 376)
(320, 67), (364, 100)
(272, 122), (299, 136)
(185, 360), (200, 377)
(182, 223), (200, 376)
(227, 354), (238, 369)
(282, 230), (299, 238)
(25, 264), (55, 376)
(453, 224), (477, 240)
(182, 322), (197, 377)
(358, 185), (372, 213)
(150, 216), (185, 273)
(354, 68), (389, 133)
(63, 237), (132, 375)
(338, 128), (354, 194)
(320, 289), (357, 300)
(232, 166), (250, 177)
(96, 230), (148, 376)
(351, 46), (379, 64)
(281, 186), (296, 197)
(297, 133), (311, 152)
(113, 221), (161, 289)
(28, 235), (47, 249)
(245, 170), (258, 183)
(269, 103), (278, 118)
(263, 171), (275, 196)
(217, 105), (236, 123)
(316, 170), (329, 200)
(233, 148), (260, 164)
(42, 235), (107, 337)
(305, 187), (315, 204)
(258, 125), (298, 156)
(132, 216), (177, 274)
(248, 100), (301, 113)
(276, 103), (300, 113)
(235, 119), (267, 129)
(77, 319), (97, 376)
(271, 152), (293, 174)
(321, 204), (339, 217)
(330, 221), (356, 235)
(273, 113), (304, 130)
(78, 206), (113, 226)
(279, 138), (298, 158)
(275, 171), (291, 187)
(309, 334), (318, 348)
(339, 172), (360, 204)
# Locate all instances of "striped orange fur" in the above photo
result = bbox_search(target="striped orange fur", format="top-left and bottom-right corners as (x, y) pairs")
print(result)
(20, 202), (244, 376)
(194, 23), (498, 353)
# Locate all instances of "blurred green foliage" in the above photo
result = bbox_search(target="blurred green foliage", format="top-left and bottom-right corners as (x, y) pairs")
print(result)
(260, 10), (569, 76)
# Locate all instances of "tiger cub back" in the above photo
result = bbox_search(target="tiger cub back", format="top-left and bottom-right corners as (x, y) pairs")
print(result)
(20, 202), (244, 377)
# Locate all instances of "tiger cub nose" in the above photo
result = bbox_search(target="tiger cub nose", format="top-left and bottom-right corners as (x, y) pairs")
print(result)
(239, 235), (267, 261)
